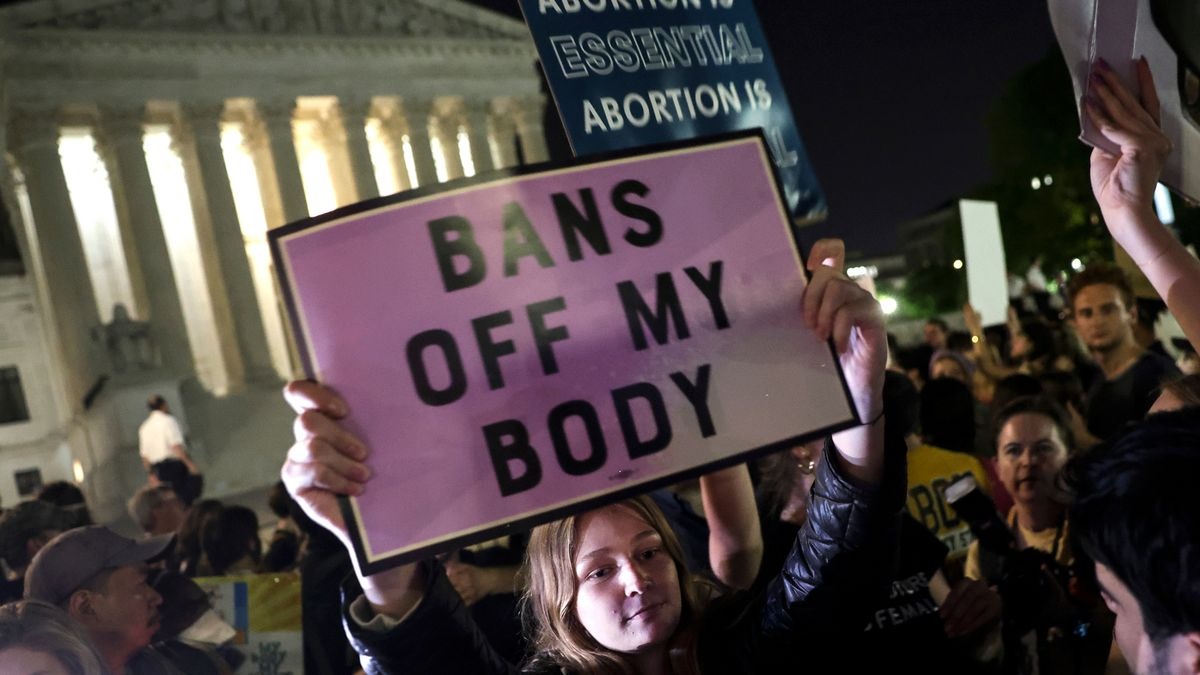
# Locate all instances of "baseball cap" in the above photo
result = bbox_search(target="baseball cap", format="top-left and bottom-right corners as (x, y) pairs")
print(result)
(0, 501), (73, 568)
(25, 525), (174, 605)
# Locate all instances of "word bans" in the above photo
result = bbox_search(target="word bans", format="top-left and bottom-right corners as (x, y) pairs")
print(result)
(483, 364), (716, 496)
(427, 179), (663, 293)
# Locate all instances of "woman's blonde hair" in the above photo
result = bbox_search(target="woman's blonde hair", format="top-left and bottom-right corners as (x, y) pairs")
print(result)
(521, 495), (706, 675)
(0, 600), (109, 674)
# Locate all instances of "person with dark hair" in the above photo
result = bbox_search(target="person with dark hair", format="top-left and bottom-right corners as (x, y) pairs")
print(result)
(176, 499), (223, 577)
(965, 396), (1113, 674)
(1066, 262), (1179, 442)
(0, 501), (73, 604)
(908, 378), (994, 572)
(261, 481), (302, 573)
(200, 505), (261, 576)
(36, 481), (94, 529)
(138, 395), (204, 505)
(1065, 407), (1200, 674)
(912, 317), (952, 383)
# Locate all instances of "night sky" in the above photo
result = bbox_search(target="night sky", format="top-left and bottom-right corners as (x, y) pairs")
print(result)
(469, 0), (1061, 257)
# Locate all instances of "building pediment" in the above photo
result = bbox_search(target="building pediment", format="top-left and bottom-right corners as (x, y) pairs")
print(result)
(0, 0), (529, 41)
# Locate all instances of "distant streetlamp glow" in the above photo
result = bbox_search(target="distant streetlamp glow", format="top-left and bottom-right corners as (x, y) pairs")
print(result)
(879, 295), (899, 315)
(952, 259), (964, 270)
(1043, 174), (1053, 186)
(1031, 177), (1042, 190)
(1071, 257), (1084, 271)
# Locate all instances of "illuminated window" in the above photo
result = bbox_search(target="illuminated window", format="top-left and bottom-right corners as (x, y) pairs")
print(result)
(430, 134), (449, 184)
(0, 366), (30, 425)
(401, 135), (420, 188)
(458, 127), (476, 178)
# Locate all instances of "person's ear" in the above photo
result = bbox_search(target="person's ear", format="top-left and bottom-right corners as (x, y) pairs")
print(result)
(1184, 632), (1200, 675)
(66, 590), (96, 621)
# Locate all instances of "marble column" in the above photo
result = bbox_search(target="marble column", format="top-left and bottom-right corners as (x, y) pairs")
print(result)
(7, 109), (105, 407)
(339, 97), (380, 201)
(401, 98), (439, 187)
(490, 111), (520, 170)
(97, 105), (194, 375)
(514, 95), (550, 164)
(181, 102), (276, 385)
(257, 100), (310, 223)
(434, 110), (465, 180)
(464, 99), (496, 175)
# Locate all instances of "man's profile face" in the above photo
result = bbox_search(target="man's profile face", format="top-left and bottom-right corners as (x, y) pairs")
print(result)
(1071, 283), (1136, 353)
(1096, 563), (1198, 674)
(924, 322), (947, 349)
(76, 565), (162, 655)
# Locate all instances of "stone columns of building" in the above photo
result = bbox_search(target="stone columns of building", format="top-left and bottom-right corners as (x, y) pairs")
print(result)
(489, 111), (520, 170)
(464, 98), (496, 175)
(7, 108), (106, 408)
(514, 95), (550, 164)
(433, 104), (465, 180)
(339, 97), (380, 202)
(401, 98), (439, 188)
(96, 105), (194, 375)
(257, 100), (310, 223)
(180, 102), (275, 385)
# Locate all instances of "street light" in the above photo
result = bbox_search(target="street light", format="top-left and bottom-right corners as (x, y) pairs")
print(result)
(1031, 177), (1042, 190)
(953, 259), (964, 270)
(1071, 258), (1084, 271)
(879, 295), (899, 315)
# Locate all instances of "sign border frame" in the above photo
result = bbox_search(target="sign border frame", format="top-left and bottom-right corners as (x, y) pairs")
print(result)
(269, 129), (861, 575)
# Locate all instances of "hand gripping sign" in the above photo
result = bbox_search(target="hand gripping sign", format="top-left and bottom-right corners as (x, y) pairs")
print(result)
(271, 132), (858, 573)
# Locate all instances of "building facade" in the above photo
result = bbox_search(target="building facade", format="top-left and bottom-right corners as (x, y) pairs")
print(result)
(0, 0), (545, 518)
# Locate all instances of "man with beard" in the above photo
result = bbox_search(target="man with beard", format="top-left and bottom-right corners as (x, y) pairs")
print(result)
(23, 526), (227, 674)
(1066, 263), (1178, 442)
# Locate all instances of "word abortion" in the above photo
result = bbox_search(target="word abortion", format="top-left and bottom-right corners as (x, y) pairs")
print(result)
(583, 79), (771, 134)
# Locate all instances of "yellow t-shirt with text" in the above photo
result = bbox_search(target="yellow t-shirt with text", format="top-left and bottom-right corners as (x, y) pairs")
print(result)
(906, 444), (993, 563)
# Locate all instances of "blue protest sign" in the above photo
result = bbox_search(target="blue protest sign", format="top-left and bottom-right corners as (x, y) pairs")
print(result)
(518, 0), (826, 221)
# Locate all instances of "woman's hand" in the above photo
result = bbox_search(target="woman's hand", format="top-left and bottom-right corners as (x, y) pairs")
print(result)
(1085, 57), (1170, 223)
(280, 380), (424, 618)
(803, 238), (887, 484)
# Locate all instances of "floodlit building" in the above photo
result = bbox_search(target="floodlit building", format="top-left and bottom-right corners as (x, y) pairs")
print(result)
(0, 0), (545, 518)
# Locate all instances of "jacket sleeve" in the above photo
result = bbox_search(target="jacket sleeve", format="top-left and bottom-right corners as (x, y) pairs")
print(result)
(340, 561), (522, 675)
(759, 425), (907, 638)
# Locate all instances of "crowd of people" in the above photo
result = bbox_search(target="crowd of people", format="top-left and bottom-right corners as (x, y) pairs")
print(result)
(1, 60), (1198, 675)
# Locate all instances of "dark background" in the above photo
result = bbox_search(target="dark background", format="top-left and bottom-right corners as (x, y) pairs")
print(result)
(469, 0), (1062, 257)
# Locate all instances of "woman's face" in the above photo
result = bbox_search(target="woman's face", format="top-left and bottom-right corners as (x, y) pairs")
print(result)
(573, 504), (682, 655)
(0, 647), (70, 675)
(996, 412), (1069, 505)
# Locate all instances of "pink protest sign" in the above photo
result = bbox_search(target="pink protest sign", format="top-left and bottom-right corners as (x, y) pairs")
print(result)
(271, 132), (857, 573)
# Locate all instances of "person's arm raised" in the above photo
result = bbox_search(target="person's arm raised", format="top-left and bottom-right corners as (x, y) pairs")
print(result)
(802, 239), (887, 486)
(1086, 57), (1200, 350)
(699, 464), (762, 590)
(280, 380), (425, 619)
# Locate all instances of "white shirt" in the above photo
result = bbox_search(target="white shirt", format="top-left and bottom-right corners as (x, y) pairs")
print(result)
(139, 409), (185, 464)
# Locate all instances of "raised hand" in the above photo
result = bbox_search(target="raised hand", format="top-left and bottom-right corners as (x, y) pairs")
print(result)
(1085, 57), (1170, 221)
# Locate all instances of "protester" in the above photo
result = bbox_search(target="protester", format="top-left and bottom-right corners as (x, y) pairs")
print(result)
(909, 378), (994, 571)
(36, 481), (94, 529)
(0, 599), (107, 675)
(200, 505), (261, 576)
(281, 239), (904, 672)
(913, 317), (951, 382)
(138, 395), (203, 505)
(127, 485), (186, 538)
(175, 499), (222, 577)
(0, 501), (72, 604)
(1084, 57), (1200, 352)
(1064, 407), (1200, 675)
(964, 396), (1113, 674)
(260, 481), (301, 573)
(1066, 262), (1179, 443)
(755, 370), (1000, 674)
(23, 525), (229, 674)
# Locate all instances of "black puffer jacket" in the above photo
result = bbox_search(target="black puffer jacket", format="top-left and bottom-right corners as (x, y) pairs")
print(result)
(342, 434), (906, 674)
